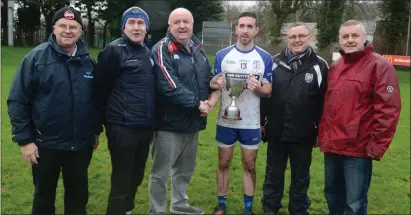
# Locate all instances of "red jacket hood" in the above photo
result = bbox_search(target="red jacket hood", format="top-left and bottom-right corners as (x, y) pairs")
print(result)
(339, 41), (374, 62)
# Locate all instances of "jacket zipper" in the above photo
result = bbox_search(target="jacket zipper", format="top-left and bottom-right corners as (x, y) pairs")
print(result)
(192, 44), (201, 56)
(66, 60), (76, 150)
(191, 44), (202, 100)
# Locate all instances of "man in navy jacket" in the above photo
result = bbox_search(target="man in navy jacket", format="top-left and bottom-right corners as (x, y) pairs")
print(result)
(7, 6), (100, 215)
(92, 6), (155, 215)
(148, 8), (220, 215)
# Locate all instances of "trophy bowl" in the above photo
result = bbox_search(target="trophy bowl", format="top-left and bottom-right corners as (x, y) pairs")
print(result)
(221, 73), (247, 120)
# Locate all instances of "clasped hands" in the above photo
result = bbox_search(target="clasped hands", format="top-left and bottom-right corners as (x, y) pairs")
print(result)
(199, 100), (213, 116)
(210, 73), (260, 91)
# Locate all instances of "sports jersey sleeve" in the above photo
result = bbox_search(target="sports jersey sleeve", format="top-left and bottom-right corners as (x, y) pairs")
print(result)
(214, 52), (223, 75)
(256, 48), (273, 84)
(263, 58), (273, 83)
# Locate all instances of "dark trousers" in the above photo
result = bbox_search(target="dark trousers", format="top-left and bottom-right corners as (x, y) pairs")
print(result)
(324, 153), (372, 215)
(31, 147), (93, 215)
(105, 124), (153, 215)
(262, 139), (313, 215)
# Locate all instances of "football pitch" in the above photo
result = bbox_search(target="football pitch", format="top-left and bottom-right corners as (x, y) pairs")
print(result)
(1, 46), (410, 214)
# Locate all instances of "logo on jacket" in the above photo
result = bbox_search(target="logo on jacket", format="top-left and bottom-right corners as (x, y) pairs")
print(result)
(387, 85), (394, 93)
(305, 73), (313, 83)
(173, 54), (180, 60)
(84, 71), (93, 79)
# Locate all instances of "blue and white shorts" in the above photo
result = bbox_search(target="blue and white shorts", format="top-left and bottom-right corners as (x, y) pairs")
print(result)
(216, 125), (261, 150)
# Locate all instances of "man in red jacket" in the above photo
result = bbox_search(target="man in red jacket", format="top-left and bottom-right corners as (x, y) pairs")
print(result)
(318, 19), (401, 215)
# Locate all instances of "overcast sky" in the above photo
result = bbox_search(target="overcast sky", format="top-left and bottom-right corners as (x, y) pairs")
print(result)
(227, 1), (257, 7)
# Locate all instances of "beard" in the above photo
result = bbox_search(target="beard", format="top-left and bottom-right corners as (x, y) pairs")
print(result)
(239, 36), (252, 46)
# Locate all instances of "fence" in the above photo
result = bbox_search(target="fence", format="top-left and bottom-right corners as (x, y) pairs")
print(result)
(201, 21), (232, 56)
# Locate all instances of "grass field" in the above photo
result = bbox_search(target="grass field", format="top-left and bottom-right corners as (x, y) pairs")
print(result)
(1, 46), (410, 214)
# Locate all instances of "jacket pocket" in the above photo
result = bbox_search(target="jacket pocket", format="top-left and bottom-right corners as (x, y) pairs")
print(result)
(346, 122), (360, 139)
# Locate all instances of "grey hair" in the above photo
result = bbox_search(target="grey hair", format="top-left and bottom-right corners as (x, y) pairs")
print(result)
(339, 19), (367, 35)
(287, 22), (311, 34)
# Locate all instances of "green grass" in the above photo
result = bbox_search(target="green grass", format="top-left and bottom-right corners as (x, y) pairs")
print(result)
(1, 46), (410, 214)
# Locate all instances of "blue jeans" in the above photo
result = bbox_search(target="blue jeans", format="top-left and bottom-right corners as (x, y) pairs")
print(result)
(324, 153), (372, 215)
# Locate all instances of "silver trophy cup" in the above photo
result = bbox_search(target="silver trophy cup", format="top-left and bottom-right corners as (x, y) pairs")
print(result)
(222, 73), (247, 120)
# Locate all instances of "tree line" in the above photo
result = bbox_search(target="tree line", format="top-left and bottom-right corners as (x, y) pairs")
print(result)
(225, 0), (409, 55)
(1, 0), (409, 55)
(1, 0), (224, 47)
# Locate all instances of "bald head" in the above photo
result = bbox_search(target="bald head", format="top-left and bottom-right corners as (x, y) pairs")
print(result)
(168, 8), (194, 24)
(168, 7), (194, 47)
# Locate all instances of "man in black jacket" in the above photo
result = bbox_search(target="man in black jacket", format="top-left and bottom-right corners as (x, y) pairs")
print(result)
(92, 6), (154, 215)
(148, 8), (220, 215)
(7, 6), (100, 215)
(260, 22), (328, 215)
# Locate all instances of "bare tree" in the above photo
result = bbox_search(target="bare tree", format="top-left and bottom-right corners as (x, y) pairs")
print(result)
(269, 0), (303, 42)
(222, 1), (253, 23)
(344, 0), (382, 21)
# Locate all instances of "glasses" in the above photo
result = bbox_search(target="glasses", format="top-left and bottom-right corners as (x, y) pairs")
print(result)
(55, 23), (81, 32)
(288, 34), (310, 41)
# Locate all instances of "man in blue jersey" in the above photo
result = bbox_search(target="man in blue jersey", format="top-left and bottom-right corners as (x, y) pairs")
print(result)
(209, 12), (273, 215)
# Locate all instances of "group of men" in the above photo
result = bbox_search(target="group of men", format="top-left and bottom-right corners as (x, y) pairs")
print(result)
(7, 4), (401, 215)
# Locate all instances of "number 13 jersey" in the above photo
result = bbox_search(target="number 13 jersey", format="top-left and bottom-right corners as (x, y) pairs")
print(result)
(214, 44), (273, 129)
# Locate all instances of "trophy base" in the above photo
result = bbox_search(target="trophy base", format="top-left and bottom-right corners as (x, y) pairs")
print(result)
(222, 115), (242, 120)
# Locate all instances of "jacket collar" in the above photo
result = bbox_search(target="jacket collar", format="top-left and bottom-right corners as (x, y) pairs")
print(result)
(122, 33), (146, 50)
(48, 33), (89, 57)
(339, 41), (373, 62)
(275, 46), (318, 71)
(166, 28), (201, 53)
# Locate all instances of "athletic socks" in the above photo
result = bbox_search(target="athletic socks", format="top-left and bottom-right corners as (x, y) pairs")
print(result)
(218, 195), (227, 211)
(244, 194), (254, 213)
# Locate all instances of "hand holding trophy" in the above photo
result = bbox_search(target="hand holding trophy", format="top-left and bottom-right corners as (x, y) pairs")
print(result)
(210, 73), (226, 89)
(247, 74), (259, 91)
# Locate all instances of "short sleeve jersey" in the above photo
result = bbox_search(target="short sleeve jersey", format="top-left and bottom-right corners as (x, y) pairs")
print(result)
(214, 44), (273, 129)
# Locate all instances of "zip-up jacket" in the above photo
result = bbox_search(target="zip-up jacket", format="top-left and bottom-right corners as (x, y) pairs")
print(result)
(93, 34), (155, 128)
(318, 43), (401, 160)
(152, 30), (214, 132)
(261, 50), (329, 142)
(7, 34), (101, 151)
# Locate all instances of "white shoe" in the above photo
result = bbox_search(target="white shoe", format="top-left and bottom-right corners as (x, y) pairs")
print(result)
(126, 211), (132, 215)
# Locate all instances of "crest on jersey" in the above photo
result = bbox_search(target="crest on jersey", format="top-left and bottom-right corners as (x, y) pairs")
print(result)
(64, 10), (75, 20)
(253, 60), (260, 69)
(305, 73), (313, 83)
